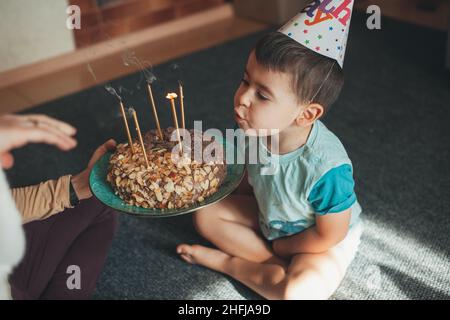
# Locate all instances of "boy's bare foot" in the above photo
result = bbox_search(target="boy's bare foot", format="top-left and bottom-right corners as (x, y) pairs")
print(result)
(176, 244), (198, 264)
(176, 244), (232, 271)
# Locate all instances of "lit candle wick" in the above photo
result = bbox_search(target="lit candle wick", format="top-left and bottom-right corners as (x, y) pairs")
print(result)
(166, 93), (183, 153)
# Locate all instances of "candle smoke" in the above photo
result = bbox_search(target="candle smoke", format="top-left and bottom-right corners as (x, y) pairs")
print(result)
(105, 83), (122, 101)
(146, 73), (157, 84)
(122, 49), (157, 87)
(87, 62), (98, 82)
(118, 86), (134, 95)
(127, 107), (136, 116)
(171, 63), (183, 83)
(89, 62), (123, 100)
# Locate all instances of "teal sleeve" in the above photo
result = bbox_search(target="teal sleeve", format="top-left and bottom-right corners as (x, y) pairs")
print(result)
(307, 164), (357, 215)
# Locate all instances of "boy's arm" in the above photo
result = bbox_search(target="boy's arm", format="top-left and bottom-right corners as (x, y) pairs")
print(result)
(272, 209), (351, 257)
(273, 164), (356, 257)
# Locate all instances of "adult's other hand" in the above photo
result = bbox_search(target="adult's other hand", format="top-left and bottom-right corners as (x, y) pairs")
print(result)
(0, 114), (77, 169)
(70, 139), (117, 201)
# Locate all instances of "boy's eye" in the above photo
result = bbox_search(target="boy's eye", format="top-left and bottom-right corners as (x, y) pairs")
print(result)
(257, 92), (269, 101)
(240, 78), (269, 101)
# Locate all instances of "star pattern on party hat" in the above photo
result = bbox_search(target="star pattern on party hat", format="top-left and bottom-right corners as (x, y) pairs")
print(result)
(279, 0), (354, 68)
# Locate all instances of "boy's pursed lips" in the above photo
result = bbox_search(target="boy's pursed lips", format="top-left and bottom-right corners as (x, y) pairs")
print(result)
(234, 109), (246, 122)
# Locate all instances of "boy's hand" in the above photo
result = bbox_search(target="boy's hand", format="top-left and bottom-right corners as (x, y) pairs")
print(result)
(71, 139), (117, 200)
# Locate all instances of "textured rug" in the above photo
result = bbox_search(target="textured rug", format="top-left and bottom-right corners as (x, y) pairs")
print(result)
(6, 11), (450, 299)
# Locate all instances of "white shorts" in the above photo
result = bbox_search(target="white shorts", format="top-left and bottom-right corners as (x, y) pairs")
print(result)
(330, 222), (364, 268)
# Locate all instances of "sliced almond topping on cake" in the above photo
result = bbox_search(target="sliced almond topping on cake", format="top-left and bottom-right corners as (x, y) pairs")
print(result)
(164, 180), (175, 193)
(155, 189), (163, 202)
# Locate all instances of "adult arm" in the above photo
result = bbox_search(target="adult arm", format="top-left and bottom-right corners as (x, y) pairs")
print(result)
(11, 140), (116, 224)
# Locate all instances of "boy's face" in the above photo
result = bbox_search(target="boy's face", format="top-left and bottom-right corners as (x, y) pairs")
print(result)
(234, 51), (302, 135)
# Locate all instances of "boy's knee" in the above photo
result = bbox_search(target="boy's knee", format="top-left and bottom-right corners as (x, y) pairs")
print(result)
(281, 278), (308, 300)
(282, 281), (302, 300)
(192, 209), (209, 236)
(281, 271), (331, 300)
(192, 206), (220, 236)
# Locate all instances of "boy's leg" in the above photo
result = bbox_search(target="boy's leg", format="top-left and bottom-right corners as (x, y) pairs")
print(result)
(187, 194), (284, 265)
(177, 244), (287, 300)
(178, 224), (362, 300)
(280, 224), (363, 300)
(9, 197), (118, 300)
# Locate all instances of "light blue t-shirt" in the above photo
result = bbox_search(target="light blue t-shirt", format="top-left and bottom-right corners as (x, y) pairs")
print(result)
(246, 120), (362, 241)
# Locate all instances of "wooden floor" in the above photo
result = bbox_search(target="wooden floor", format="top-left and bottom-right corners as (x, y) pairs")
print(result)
(0, 1), (448, 115)
(0, 4), (267, 115)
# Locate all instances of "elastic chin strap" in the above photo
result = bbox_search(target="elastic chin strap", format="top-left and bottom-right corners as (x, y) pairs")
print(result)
(307, 60), (336, 105)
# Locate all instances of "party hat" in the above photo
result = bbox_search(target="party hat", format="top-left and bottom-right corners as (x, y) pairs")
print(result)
(279, 0), (354, 68)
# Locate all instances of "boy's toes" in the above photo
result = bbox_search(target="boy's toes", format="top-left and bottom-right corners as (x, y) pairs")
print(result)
(177, 244), (196, 264)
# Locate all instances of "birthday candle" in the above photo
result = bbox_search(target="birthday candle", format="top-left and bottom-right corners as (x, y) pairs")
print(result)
(179, 82), (185, 130)
(131, 109), (150, 169)
(166, 93), (183, 153)
(147, 83), (164, 140)
(119, 100), (135, 154)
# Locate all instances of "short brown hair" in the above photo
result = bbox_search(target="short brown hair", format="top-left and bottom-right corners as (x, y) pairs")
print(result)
(254, 32), (344, 113)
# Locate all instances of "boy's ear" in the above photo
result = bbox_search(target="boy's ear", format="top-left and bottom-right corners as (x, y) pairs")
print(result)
(295, 103), (324, 126)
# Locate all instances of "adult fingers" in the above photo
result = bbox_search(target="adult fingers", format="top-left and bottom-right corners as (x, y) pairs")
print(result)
(27, 120), (78, 151)
(0, 114), (77, 154)
(0, 152), (14, 169)
(22, 126), (78, 151)
(25, 114), (77, 136)
(104, 139), (117, 150)
(88, 139), (117, 168)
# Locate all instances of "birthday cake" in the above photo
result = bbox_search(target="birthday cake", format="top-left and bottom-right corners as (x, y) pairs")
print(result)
(106, 127), (227, 210)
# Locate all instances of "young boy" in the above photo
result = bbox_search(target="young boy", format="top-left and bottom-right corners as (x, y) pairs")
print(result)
(177, 1), (362, 300)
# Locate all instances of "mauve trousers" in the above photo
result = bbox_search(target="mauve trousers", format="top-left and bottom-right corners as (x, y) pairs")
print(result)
(9, 197), (118, 300)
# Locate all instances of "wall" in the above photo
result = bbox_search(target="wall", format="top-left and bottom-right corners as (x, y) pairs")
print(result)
(0, 0), (75, 72)
(234, 0), (310, 25)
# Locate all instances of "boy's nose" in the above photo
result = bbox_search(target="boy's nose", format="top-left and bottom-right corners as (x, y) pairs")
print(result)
(238, 91), (251, 108)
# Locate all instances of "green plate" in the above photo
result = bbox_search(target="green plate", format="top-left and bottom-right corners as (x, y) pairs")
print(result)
(89, 143), (245, 218)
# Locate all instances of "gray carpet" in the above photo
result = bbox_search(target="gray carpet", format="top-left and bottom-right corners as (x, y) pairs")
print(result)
(6, 11), (450, 299)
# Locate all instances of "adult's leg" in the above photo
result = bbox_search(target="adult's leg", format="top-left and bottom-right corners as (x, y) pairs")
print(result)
(10, 197), (118, 300)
